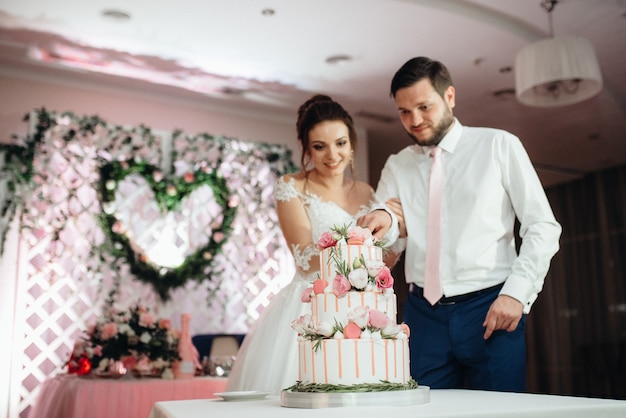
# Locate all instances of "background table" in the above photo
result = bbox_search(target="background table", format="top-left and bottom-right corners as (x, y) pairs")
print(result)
(150, 389), (626, 418)
(29, 373), (227, 418)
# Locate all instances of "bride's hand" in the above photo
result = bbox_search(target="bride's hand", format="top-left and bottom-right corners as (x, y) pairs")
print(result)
(386, 198), (406, 238)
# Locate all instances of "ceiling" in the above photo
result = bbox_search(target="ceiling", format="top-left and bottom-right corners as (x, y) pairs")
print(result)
(1, 0), (625, 188)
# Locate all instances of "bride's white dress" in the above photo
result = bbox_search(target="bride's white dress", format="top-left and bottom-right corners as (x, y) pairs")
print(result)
(225, 176), (368, 394)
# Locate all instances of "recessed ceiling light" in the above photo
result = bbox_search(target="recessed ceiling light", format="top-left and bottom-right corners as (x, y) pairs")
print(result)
(261, 8), (275, 16)
(101, 9), (131, 21)
(325, 54), (352, 65)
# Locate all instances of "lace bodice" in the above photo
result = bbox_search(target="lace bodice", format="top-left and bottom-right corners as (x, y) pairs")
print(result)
(275, 177), (372, 281)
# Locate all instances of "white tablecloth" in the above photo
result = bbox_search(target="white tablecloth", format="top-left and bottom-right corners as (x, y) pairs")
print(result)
(149, 389), (626, 418)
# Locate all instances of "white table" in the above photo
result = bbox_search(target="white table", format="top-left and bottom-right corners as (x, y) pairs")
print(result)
(149, 389), (626, 418)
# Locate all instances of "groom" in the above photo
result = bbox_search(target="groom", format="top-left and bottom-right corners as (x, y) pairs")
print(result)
(358, 56), (561, 391)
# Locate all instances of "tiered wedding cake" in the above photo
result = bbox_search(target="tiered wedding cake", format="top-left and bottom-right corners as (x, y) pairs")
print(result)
(289, 224), (413, 389)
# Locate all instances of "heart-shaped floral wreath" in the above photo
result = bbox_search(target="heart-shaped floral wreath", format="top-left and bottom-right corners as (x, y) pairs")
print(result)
(98, 159), (238, 300)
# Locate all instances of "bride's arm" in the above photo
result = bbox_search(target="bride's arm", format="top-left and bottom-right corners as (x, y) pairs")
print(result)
(275, 178), (319, 275)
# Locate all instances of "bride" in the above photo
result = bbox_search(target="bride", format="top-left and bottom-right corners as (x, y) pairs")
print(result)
(225, 94), (398, 394)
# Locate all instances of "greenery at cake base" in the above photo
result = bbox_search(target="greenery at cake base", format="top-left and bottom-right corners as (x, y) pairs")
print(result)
(284, 378), (419, 393)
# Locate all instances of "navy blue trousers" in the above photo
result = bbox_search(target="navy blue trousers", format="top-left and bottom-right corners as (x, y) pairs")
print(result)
(403, 285), (526, 391)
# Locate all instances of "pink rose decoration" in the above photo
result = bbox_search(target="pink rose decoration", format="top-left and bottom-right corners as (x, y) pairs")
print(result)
(317, 231), (337, 250)
(347, 226), (372, 244)
(313, 279), (328, 294)
(158, 318), (172, 330)
(332, 274), (351, 297)
(301, 287), (314, 303)
(101, 322), (118, 340)
(139, 312), (155, 328)
(344, 322), (362, 339)
(368, 309), (389, 329)
(376, 266), (394, 289)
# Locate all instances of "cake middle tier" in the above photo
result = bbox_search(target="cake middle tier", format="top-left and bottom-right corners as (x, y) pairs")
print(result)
(310, 291), (397, 326)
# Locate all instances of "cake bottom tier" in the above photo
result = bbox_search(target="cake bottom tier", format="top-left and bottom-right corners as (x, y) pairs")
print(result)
(297, 338), (410, 385)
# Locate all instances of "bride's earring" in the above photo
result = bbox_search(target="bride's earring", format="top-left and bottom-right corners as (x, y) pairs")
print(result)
(350, 150), (355, 171)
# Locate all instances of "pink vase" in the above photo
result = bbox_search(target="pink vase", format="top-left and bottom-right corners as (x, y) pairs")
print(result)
(173, 313), (197, 379)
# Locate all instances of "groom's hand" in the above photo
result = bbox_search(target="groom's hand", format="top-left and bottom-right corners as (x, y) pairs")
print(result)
(357, 210), (392, 240)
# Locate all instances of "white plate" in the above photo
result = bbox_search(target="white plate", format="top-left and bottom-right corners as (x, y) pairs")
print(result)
(214, 391), (270, 401)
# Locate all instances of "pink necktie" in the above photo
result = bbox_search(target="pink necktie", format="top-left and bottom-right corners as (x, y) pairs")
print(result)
(424, 146), (443, 305)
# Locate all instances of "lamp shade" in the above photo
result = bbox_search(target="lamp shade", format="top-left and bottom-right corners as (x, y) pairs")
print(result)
(515, 35), (603, 107)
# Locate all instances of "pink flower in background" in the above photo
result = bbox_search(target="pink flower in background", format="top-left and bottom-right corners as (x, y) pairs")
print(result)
(344, 322), (362, 339)
(317, 231), (337, 249)
(158, 319), (171, 330)
(332, 274), (351, 297)
(121, 354), (138, 371)
(101, 322), (118, 340)
(183, 172), (195, 183)
(368, 309), (389, 329)
(213, 232), (225, 243)
(111, 221), (124, 234)
(376, 266), (394, 289)
(139, 312), (155, 327)
(152, 170), (164, 182)
(228, 195), (240, 208)
(92, 345), (103, 356)
(166, 184), (177, 196)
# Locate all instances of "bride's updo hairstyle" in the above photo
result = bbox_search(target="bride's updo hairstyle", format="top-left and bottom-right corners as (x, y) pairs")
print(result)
(295, 94), (357, 176)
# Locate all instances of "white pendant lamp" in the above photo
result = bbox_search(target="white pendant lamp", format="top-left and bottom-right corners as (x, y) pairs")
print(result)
(515, 0), (603, 108)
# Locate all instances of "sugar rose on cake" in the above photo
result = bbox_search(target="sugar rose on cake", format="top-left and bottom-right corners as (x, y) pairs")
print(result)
(287, 223), (418, 393)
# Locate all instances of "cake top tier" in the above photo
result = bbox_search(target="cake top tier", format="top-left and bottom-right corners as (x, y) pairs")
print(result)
(317, 223), (385, 252)
(314, 223), (392, 297)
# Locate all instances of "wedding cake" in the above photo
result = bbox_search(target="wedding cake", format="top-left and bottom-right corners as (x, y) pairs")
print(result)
(289, 224), (413, 389)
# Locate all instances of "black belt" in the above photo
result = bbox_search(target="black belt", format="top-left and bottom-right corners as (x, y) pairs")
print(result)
(409, 283), (503, 305)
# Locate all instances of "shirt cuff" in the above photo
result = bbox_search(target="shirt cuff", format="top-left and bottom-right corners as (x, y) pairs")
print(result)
(370, 203), (399, 245)
(500, 275), (537, 314)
